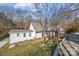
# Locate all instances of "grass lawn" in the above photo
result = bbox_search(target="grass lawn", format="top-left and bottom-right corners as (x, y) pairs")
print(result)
(0, 37), (59, 56)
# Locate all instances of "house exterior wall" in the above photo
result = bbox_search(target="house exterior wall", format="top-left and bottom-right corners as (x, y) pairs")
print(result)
(9, 31), (55, 44)
(9, 23), (56, 44)
(29, 23), (35, 31)
(52, 32), (56, 36)
(35, 32), (43, 38)
(29, 23), (36, 38)
(29, 23), (44, 38)
(10, 32), (33, 44)
(46, 31), (54, 36)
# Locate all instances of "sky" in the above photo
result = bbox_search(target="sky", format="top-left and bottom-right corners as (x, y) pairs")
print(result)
(0, 0), (78, 3)
(0, 3), (79, 20)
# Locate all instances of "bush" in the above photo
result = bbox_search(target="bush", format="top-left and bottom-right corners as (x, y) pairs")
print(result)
(66, 18), (79, 33)
(66, 28), (75, 33)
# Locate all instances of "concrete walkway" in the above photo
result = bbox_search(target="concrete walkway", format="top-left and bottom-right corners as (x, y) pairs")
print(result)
(0, 38), (8, 48)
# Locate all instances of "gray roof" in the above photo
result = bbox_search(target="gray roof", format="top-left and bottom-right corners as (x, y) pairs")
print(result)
(32, 22), (44, 32)
(9, 30), (33, 33)
(32, 22), (53, 32)
(9, 22), (54, 33)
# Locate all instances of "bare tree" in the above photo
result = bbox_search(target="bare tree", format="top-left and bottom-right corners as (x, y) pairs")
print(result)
(15, 13), (31, 30)
(31, 3), (79, 44)
(34, 4), (54, 44)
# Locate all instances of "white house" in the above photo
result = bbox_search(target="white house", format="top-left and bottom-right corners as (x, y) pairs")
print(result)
(9, 22), (56, 44)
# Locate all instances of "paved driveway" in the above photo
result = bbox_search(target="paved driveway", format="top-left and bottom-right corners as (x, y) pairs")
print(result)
(0, 38), (8, 48)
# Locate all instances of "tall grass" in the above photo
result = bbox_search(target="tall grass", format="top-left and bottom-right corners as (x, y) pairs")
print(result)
(0, 37), (59, 56)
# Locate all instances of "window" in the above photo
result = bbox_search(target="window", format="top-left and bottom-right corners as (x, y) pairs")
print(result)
(17, 33), (19, 37)
(23, 33), (26, 37)
(29, 33), (31, 37)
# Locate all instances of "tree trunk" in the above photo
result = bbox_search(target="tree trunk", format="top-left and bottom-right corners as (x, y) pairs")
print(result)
(43, 30), (48, 44)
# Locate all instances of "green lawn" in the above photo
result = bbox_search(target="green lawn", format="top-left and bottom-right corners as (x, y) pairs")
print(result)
(0, 37), (59, 56)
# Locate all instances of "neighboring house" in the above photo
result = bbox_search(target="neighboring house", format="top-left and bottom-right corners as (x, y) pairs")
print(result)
(9, 22), (56, 44)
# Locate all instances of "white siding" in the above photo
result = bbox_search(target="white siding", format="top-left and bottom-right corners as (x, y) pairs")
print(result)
(9, 23), (56, 44)
(29, 23), (43, 38)
(53, 32), (55, 36)
(29, 23), (35, 31)
(35, 32), (43, 38)
(10, 32), (33, 44)
(29, 23), (36, 38)
(49, 32), (53, 36)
